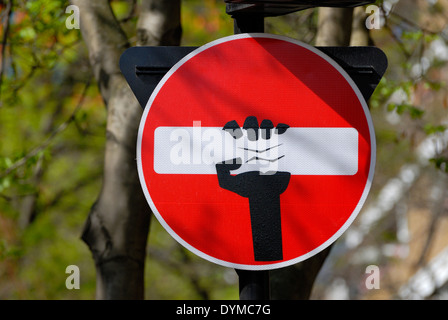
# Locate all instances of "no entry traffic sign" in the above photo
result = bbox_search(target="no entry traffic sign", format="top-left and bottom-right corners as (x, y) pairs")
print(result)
(137, 33), (376, 270)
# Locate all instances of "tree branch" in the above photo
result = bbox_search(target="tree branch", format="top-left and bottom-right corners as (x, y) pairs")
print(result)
(0, 79), (91, 180)
(0, 0), (13, 99)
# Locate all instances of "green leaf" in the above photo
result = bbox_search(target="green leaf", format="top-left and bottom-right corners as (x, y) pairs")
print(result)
(424, 124), (447, 135)
(0, 177), (11, 193)
(18, 27), (37, 41)
(401, 30), (424, 41)
(430, 157), (448, 173)
(424, 80), (444, 91)
(387, 103), (425, 119)
(408, 105), (425, 119)
(387, 103), (397, 112)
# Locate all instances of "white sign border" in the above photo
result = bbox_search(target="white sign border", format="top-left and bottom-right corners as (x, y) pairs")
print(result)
(136, 33), (376, 271)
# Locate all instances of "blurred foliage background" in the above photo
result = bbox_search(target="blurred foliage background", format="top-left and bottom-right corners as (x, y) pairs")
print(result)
(1, 0), (448, 299)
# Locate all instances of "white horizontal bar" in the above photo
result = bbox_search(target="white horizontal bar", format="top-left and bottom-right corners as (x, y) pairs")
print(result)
(153, 126), (358, 175)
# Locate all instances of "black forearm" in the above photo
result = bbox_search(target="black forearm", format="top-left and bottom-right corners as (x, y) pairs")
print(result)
(248, 195), (283, 261)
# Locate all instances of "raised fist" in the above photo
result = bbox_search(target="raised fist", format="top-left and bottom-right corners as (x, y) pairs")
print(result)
(216, 116), (291, 262)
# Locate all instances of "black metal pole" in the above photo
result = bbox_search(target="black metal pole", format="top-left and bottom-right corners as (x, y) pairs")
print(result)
(227, 3), (265, 33)
(233, 14), (265, 33)
(236, 269), (270, 300)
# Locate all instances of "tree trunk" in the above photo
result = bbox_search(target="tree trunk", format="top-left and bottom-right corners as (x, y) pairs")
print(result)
(350, 6), (373, 46)
(315, 7), (353, 46)
(71, 0), (181, 299)
(137, 0), (182, 46)
(270, 7), (354, 300)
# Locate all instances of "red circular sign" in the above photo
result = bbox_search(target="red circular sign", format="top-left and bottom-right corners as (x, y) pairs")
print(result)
(137, 34), (375, 270)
